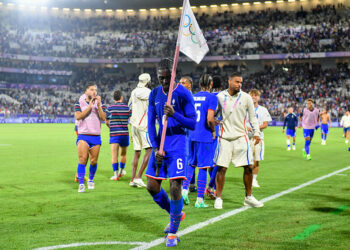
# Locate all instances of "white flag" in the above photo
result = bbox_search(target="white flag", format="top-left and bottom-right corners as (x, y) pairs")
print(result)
(179, 0), (209, 64)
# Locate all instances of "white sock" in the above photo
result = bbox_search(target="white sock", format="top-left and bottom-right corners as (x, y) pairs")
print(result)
(114, 171), (118, 176)
(287, 139), (290, 147)
(197, 197), (204, 203)
(253, 174), (258, 181)
(246, 195), (252, 199)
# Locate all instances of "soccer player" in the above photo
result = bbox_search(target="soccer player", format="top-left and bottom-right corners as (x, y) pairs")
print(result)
(214, 72), (263, 209)
(299, 99), (319, 160)
(247, 89), (272, 188)
(320, 109), (331, 145)
(74, 83), (106, 193)
(179, 76), (196, 193)
(128, 73), (152, 188)
(145, 59), (196, 247)
(282, 107), (298, 151)
(106, 90), (131, 181)
(340, 111), (350, 143)
(182, 74), (217, 208)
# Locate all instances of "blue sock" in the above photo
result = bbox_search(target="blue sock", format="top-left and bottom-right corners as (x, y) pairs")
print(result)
(305, 140), (311, 155)
(120, 162), (126, 169)
(170, 198), (183, 234)
(190, 169), (196, 185)
(89, 164), (97, 181)
(324, 135), (327, 140)
(112, 163), (119, 172)
(182, 166), (195, 190)
(197, 168), (207, 198)
(293, 142), (295, 146)
(209, 166), (218, 189)
(152, 188), (170, 214)
(77, 164), (86, 185)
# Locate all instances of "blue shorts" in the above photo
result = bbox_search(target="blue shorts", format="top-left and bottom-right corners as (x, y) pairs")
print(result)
(76, 134), (101, 149)
(189, 141), (215, 169)
(109, 135), (129, 147)
(145, 152), (186, 180)
(303, 129), (315, 139)
(321, 124), (329, 134)
(286, 128), (296, 137)
(344, 127), (350, 133)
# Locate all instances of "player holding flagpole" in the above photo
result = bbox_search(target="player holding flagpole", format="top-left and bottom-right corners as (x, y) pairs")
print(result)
(74, 83), (106, 193)
(320, 109), (331, 145)
(282, 107), (298, 151)
(299, 99), (319, 160)
(214, 73), (263, 209)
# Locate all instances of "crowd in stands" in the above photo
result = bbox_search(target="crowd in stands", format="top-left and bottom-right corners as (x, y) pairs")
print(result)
(0, 5), (349, 58)
(1, 62), (349, 121)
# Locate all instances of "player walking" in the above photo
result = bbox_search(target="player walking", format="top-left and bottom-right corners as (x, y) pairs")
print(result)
(214, 73), (263, 209)
(340, 111), (350, 144)
(283, 107), (298, 151)
(320, 109), (331, 145)
(74, 83), (106, 193)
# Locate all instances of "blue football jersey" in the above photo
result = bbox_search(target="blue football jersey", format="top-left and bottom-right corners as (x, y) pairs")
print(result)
(148, 84), (196, 156)
(190, 91), (218, 143)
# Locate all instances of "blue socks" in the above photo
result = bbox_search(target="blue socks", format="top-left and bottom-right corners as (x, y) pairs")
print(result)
(182, 166), (195, 190)
(152, 188), (170, 214)
(190, 169), (196, 185)
(321, 134), (324, 140)
(89, 164), (97, 181)
(120, 162), (126, 169)
(324, 135), (327, 140)
(209, 166), (218, 189)
(77, 163), (86, 185)
(112, 163), (119, 172)
(197, 168), (207, 198)
(305, 140), (311, 155)
(170, 198), (183, 234)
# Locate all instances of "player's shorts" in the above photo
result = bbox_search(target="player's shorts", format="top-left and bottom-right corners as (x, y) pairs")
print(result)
(189, 141), (215, 169)
(321, 124), (329, 134)
(214, 136), (253, 168)
(344, 127), (350, 133)
(303, 129), (315, 139)
(251, 139), (264, 161)
(74, 125), (78, 136)
(212, 137), (218, 167)
(109, 135), (129, 147)
(145, 152), (186, 180)
(131, 126), (151, 151)
(76, 134), (101, 149)
(286, 128), (296, 137)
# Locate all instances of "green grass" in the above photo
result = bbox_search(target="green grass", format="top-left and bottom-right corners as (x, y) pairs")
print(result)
(0, 124), (349, 250)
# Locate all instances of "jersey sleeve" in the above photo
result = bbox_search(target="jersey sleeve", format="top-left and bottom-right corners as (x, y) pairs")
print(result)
(172, 88), (196, 130)
(106, 106), (111, 120)
(74, 101), (81, 112)
(263, 108), (272, 122)
(101, 103), (107, 113)
(147, 90), (158, 148)
(208, 94), (218, 112)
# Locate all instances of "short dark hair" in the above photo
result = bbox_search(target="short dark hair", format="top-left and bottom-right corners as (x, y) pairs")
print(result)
(199, 74), (213, 89)
(181, 76), (193, 85)
(113, 90), (123, 101)
(229, 72), (242, 79)
(85, 82), (97, 90)
(212, 75), (222, 90)
(157, 58), (173, 72)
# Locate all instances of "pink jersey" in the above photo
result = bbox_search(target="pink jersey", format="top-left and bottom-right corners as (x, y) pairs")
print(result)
(74, 98), (107, 135)
(302, 107), (319, 129)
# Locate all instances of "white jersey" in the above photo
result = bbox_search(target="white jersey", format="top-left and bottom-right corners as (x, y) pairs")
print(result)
(247, 105), (272, 140)
(340, 115), (350, 128)
(128, 86), (151, 131)
(216, 90), (260, 141)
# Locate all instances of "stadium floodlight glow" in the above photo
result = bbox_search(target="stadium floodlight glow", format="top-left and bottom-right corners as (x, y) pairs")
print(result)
(126, 9), (134, 12)
(150, 8), (157, 12)
(0, 2), (3, 6)
(191, 6), (196, 9)
(210, 4), (218, 8)
(139, 8), (146, 12)
(116, 9), (123, 12)
(159, 8), (166, 11)
(169, 7), (177, 10)
(73, 8), (80, 12)
(253, 2), (261, 4)
(288, 0), (295, 2)
(84, 8), (92, 12)
(300, 0), (306, 1)
(7, 3), (14, 7)
(265, 1), (272, 3)
(200, 5), (207, 8)
(242, 2), (250, 5)
(63, 8), (70, 12)
(51, 7), (59, 11)
(95, 9), (102, 12)
(105, 9), (113, 13)
(231, 3), (239, 6)
(276, 0), (284, 3)
(220, 4), (228, 7)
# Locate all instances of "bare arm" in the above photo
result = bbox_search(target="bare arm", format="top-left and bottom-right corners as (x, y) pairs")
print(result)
(75, 101), (93, 120)
(96, 96), (106, 121)
(207, 109), (216, 140)
(260, 121), (269, 130)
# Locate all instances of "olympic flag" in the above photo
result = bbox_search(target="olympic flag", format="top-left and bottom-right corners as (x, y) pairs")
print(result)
(179, 0), (209, 64)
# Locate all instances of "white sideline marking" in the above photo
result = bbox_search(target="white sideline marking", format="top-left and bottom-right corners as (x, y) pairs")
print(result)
(34, 166), (350, 250)
(33, 241), (146, 250)
(132, 166), (350, 250)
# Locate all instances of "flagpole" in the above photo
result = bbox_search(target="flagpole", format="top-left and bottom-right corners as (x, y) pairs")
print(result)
(156, 0), (187, 176)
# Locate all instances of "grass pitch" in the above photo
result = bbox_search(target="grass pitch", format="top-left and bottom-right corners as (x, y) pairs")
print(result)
(0, 124), (349, 249)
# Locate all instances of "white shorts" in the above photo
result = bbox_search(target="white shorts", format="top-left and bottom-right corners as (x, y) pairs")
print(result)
(214, 136), (253, 168)
(131, 125), (151, 151)
(251, 140), (264, 161)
